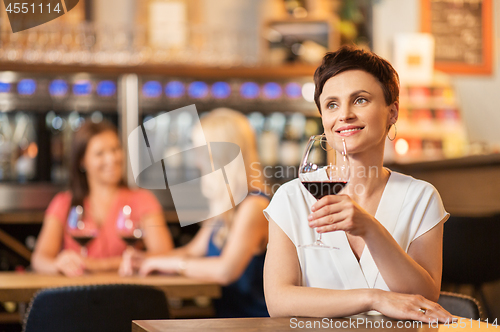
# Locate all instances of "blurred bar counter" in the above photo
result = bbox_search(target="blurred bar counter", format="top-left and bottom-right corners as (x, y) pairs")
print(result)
(387, 153), (500, 216)
(0, 62), (317, 79)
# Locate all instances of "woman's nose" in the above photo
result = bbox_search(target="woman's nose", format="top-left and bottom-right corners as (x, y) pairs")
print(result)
(338, 105), (356, 122)
(104, 151), (121, 164)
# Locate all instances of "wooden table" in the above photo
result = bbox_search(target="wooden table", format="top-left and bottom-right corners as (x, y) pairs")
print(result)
(0, 272), (221, 303)
(132, 316), (496, 332)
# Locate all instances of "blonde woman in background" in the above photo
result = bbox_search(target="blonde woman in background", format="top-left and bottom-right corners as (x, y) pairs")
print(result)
(122, 108), (269, 317)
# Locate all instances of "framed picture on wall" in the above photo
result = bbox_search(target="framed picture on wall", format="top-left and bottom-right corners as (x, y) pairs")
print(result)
(263, 18), (340, 65)
(421, 0), (493, 75)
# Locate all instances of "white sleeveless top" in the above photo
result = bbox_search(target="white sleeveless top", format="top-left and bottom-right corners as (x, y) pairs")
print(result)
(263, 170), (449, 291)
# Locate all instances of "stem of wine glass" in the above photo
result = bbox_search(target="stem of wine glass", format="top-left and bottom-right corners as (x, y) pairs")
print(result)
(81, 246), (88, 258)
(314, 229), (325, 246)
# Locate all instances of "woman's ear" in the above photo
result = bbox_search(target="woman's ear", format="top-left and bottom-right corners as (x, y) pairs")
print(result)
(389, 101), (399, 125)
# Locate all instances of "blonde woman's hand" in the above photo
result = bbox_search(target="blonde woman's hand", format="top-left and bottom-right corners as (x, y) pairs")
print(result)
(371, 290), (454, 324)
(54, 250), (85, 277)
(118, 248), (145, 276)
(139, 256), (184, 276)
(308, 194), (377, 237)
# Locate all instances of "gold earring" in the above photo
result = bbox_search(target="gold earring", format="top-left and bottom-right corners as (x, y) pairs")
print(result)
(387, 124), (397, 141)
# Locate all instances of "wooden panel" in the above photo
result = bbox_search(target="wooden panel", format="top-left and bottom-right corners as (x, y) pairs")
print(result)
(132, 317), (493, 332)
(0, 62), (317, 79)
(404, 166), (500, 216)
(0, 228), (32, 260)
(0, 272), (220, 302)
(390, 154), (500, 216)
(0, 211), (45, 224)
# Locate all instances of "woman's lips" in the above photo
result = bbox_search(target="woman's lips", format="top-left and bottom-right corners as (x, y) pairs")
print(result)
(336, 127), (364, 137)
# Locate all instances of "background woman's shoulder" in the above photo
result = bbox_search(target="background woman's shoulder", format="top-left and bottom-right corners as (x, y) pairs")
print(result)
(45, 191), (72, 223)
(125, 188), (163, 216)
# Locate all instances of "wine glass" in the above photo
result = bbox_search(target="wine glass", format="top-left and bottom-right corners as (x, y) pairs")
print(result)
(116, 205), (143, 248)
(67, 205), (98, 257)
(299, 134), (349, 249)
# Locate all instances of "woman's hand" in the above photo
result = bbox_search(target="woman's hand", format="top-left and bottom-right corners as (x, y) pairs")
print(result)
(54, 250), (85, 277)
(308, 194), (377, 237)
(371, 289), (454, 323)
(139, 256), (183, 276)
(118, 248), (146, 276)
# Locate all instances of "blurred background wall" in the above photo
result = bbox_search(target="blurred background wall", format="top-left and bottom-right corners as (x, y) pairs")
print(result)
(372, 0), (500, 146)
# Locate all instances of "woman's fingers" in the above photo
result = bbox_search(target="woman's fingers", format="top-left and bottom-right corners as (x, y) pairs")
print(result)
(119, 248), (145, 276)
(55, 250), (84, 276)
(311, 194), (347, 212)
(139, 260), (155, 276)
(60, 259), (83, 277)
(311, 211), (349, 233)
(118, 255), (133, 276)
(131, 251), (146, 269)
(418, 300), (454, 323)
(374, 291), (454, 324)
(404, 296), (453, 324)
(308, 202), (344, 223)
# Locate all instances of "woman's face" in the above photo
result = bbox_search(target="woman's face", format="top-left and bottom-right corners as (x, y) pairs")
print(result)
(82, 131), (123, 186)
(319, 70), (398, 155)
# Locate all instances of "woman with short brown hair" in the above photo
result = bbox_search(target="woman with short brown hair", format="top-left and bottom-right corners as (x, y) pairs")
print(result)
(264, 46), (452, 322)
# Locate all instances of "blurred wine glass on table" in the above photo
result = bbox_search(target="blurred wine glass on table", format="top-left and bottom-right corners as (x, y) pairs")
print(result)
(67, 205), (98, 258)
(116, 205), (143, 249)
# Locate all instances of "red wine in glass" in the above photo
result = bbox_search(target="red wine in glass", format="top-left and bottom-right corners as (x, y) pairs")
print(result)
(67, 205), (98, 257)
(72, 235), (96, 247)
(121, 229), (143, 247)
(301, 181), (348, 200)
(117, 205), (143, 248)
(298, 135), (349, 249)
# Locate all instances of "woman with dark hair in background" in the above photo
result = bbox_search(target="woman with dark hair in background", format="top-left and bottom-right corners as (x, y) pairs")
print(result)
(32, 120), (173, 277)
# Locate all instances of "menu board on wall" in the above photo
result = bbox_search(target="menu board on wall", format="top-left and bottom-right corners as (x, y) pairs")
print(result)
(421, 0), (493, 75)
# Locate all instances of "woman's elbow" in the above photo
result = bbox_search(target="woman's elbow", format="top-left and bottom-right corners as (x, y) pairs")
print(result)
(266, 303), (287, 317)
(30, 255), (40, 272)
(211, 264), (241, 286)
(265, 297), (290, 317)
(30, 252), (47, 273)
(264, 285), (291, 317)
(215, 274), (233, 286)
(428, 287), (440, 303)
(422, 279), (441, 302)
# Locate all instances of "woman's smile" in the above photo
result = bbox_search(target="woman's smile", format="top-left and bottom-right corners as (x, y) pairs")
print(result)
(336, 125), (365, 137)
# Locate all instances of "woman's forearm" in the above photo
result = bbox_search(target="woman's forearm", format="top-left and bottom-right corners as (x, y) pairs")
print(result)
(30, 253), (59, 274)
(267, 285), (374, 317)
(363, 222), (439, 300)
(181, 257), (235, 285)
(84, 256), (122, 272)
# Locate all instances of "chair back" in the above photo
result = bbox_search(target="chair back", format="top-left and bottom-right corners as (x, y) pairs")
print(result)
(23, 284), (169, 332)
(442, 214), (500, 285)
(438, 291), (482, 320)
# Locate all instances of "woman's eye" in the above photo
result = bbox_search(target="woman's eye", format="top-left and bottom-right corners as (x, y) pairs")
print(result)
(327, 103), (338, 110)
(355, 97), (367, 105)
